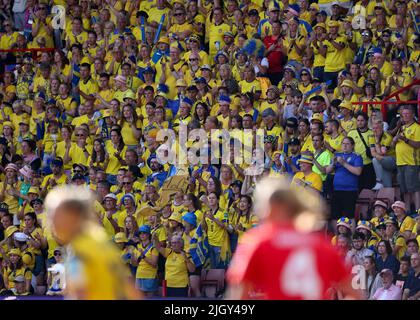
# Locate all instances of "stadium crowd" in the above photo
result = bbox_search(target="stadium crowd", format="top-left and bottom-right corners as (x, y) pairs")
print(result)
(0, 0), (419, 299)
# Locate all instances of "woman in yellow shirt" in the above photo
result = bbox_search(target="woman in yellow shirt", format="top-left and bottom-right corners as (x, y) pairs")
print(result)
(88, 138), (109, 171)
(119, 105), (142, 149)
(229, 195), (258, 252)
(153, 234), (195, 297)
(22, 212), (46, 293)
(367, 66), (386, 98)
(51, 50), (71, 84)
(131, 225), (159, 297)
(3, 249), (32, 292)
(105, 128), (127, 184)
(360, 81), (381, 116)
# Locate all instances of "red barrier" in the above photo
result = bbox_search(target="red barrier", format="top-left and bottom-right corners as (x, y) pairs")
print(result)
(0, 47), (55, 60)
(352, 79), (420, 122)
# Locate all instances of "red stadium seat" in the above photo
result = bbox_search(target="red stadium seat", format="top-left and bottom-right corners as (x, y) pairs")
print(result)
(201, 269), (225, 298)
(376, 188), (396, 208)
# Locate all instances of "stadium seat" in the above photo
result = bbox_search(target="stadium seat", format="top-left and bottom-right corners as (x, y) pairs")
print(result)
(376, 188), (396, 208)
(355, 189), (377, 220)
(201, 269), (225, 298)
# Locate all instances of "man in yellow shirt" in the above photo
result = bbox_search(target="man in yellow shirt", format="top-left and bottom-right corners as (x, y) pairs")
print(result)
(206, 7), (231, 60)
(325, 119), (344, 154)
(168, 7), (193, 42)
(392, 105), (420, 211)
(384, 57), (412, 101)
(78, 63), (99, 104)
(370, 120), (397, 190)
(291, 153), (323, 192)
(347, 111), (376, 190)
(323, 20), (347, 89)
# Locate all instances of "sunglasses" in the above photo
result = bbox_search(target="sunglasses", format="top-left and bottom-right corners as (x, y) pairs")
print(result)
(73, 170), (82, 173)
(301, 73), (309, 76)
(174, 13), (184, 16)
(54, 252), (62, 256)
(75, 134), (85, 137)
(189, 58), (198, 61)
(122, 182), (132, 185)
(361, 32), (370, 36)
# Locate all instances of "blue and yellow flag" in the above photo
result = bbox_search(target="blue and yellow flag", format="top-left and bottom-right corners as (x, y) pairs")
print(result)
(189, 223), (210, 268)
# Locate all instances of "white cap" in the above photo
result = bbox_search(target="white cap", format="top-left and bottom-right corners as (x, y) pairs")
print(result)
(14, 232), (29, 242)
(104, 193), (117, 201)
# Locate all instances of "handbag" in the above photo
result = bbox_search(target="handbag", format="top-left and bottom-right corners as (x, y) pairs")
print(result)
(357, 129), (373, 159)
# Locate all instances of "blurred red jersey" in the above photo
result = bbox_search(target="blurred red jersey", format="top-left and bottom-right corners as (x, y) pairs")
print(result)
(227, 222), (351, 300)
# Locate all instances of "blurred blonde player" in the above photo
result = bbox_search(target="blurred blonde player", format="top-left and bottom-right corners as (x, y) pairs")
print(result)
(226, 176), (360, 300)
(45, 185), (140, 300)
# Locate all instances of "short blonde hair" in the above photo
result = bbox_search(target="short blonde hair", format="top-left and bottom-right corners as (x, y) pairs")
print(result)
(253, 176), (326, 232)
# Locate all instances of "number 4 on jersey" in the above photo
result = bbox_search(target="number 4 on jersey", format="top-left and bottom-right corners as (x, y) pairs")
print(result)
(280, 249), (322, 299)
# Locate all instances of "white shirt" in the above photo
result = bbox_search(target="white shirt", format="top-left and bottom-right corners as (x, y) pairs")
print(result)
(372, 284), (402, 300)
(12, 0), (27, 13)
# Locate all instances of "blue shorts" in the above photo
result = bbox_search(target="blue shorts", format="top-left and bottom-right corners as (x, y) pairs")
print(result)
(135, 278), (158, 293)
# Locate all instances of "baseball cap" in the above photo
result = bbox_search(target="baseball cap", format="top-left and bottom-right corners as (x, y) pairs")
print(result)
(385, 217), (399, 227)
(182, 212), (197, 228)
(30, 198), (43, 207)
(311, 113), (324, 123)
(314, 22), (326, 30)
(0, 202), (9, 213)
(158, 36), (170, 45)
(340, 79), (353, 88)
(104, 193), (117, 201)
(286, 117), (299, 128)
(288, 137), (300, 145)
(113, 232), (128, 243)
(200, 64), (211, 71)
(327, 20), (340, 28)
(339, 101), (353, 110)
(262, 108), (276, 118)
(14, 232), (29, 242)
(224, 31), (234, 38)
(230, 180), (243, 188)
(51, 158), (64, 167)
(27, 187), (40, 195)
(13, 275), (25, 283)
(248, 9), (259, 16)
(219, 95), (231, 104)
(176, 79), (187, 87)
(138, 225), (151, 234)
